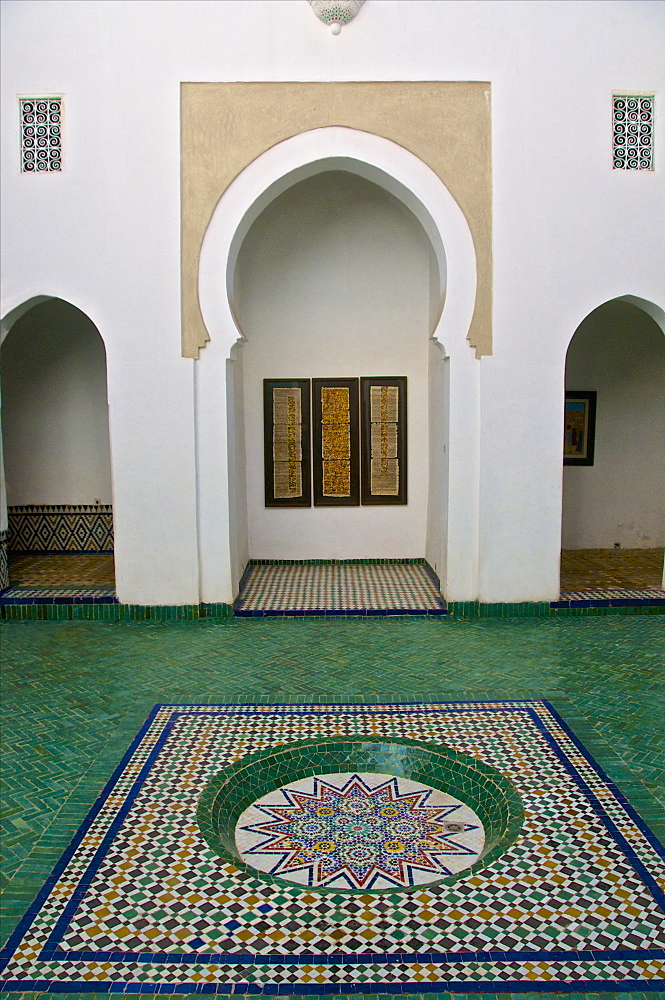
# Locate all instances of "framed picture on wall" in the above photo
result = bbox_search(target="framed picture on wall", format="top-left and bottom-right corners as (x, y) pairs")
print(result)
(263, 379), (311, 506)
(360, 377), (407, 504)
(564, 390), (597, 466)
(312, 378), (360, 506)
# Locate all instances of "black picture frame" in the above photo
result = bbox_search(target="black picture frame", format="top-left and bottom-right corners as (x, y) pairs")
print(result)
(312, 378), (360, 506)
(263, 379), (311, 507)
(564, 390), (597, 466)
(361, 376), (407, 504)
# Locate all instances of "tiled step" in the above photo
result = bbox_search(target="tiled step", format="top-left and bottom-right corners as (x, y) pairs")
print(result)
(234, 560), (447, 616)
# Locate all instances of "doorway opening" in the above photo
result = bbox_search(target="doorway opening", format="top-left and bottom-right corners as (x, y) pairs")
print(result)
(0, 297), (115, 603)
(560, 296), (665, 599)
(228, 168), (446, 612)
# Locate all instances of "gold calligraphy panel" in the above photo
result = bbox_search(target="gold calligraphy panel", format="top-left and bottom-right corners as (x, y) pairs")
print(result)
(313, 379), (360, 506)
(320, 387), (351, 497)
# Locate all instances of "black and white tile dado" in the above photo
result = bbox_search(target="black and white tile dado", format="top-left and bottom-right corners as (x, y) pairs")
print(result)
(1, 701), (663, 993)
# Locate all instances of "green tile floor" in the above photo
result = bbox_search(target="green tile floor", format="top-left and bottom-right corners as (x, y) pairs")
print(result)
(1, 614), (664, 998)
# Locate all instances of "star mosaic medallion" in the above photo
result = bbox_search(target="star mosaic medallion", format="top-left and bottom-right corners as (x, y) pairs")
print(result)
(1, 700), (664, 993)
(235, 772), (484, 890)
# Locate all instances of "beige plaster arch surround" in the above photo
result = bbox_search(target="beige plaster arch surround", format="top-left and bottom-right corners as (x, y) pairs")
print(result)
(181, 82), (492, 358)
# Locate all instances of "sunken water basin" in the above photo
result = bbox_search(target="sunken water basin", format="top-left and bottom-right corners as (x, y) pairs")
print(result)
(197, 740), (523, 891)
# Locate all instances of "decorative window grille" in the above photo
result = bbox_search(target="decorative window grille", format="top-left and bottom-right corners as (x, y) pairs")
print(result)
(613, 95), (654, 170)
(20, 97), (62, 172)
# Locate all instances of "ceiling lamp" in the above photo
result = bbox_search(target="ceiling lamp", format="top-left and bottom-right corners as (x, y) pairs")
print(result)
(308, 0), (365, 35)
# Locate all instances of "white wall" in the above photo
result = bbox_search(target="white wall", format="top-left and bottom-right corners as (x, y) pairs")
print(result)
(1, 298), (112, 504)
(2, 0), (664, 602)
(235, 170), (432, 559)
(562, 300), (665, 549)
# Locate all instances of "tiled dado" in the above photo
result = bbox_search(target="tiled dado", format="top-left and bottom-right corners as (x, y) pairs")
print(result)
(0, 701), (663, 992)
(7, 504), (114, 553)
(0, 529), (8, 591)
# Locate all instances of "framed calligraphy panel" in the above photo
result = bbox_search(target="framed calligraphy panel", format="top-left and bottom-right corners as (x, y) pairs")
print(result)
(312, 378), (360, 506)
(361, 377), (407, 505)
(263, 380), (311, 506)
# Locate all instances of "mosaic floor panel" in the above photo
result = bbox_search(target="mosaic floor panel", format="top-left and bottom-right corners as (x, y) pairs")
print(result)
(1, 700), (663, 993)
(6, 553), (116, 587)
(234, 562), (446, 614)
(1, 554), (117, 603)
(0, 586), (117, 604)
(558, 588), (665, 601)
(560, 548), (664, 593)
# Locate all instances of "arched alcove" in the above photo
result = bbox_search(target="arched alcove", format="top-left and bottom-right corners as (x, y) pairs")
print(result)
(561, 296), (665, 593)
(196, 127), (480, 604)
(232, 168), (439, 561)
(0, 297), (114, 590)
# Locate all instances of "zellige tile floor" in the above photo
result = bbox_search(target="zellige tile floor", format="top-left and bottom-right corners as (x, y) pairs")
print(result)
(1, 613), (664, 998)
(3, 549), (663, 610)
(234, 561), (446, 614)
(2, 700), (663, 991)
(6, 554), (116, 588)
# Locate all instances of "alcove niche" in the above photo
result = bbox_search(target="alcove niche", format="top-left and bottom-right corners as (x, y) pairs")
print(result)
(561, 295), (665, 588)
(0, 296), (113, 588)
(229, 168), (445, 564)
(561, 297), (665, 584)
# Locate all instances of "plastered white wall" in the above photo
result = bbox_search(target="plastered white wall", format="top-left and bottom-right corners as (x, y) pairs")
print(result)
(235, 170), (432, 560)
(425, 343), (448, 583)
(562, 300), (665, 549)
(1, 298), (112, 504)
(2, 0), (664, 602)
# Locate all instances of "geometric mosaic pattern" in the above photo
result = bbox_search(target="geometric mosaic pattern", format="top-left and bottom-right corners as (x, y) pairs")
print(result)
(0, 585), (117, 604)
(235, 561), (446, 615)
(0, 530), (8, 592)
(1, 700), (663, 992)
(8, 505), (113, 553)
(559, 587), (665, 601)
(560, 547), (664, 591)
(236, 772), (485, 889)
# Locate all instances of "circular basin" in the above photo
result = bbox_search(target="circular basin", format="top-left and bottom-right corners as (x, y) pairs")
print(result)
(197, 739), (523, 892)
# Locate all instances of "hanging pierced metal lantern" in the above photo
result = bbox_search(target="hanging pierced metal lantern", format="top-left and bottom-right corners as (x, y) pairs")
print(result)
(308, 0), (365, 35)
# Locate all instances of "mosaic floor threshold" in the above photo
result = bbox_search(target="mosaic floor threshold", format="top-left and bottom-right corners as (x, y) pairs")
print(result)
(1, 700), (663, 993)
(234, 562), (447, 616)
(0, 585), (118, 605)
(555, 587), (665, 608)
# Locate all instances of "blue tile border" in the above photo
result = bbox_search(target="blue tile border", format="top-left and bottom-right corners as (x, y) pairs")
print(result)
(4, 979), (664, 993)
(0, 593), (119, 605)
(552, 596), (665, 609)
(233, 607), (449, 618)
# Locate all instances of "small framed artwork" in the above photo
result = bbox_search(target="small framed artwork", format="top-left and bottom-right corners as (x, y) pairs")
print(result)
(564, 391), (597, 466)
(263, 379), (311, 506)
(312, 378), (360, 506)
(360, 377), (407, 504)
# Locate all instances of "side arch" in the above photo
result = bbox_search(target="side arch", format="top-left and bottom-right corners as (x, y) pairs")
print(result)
(561, 294), (665, 591)
(0, 296), (114, 590)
